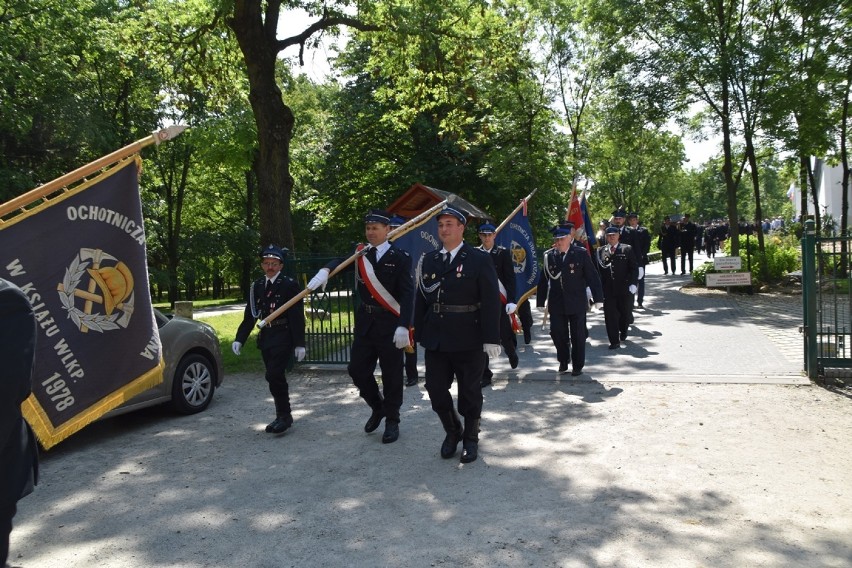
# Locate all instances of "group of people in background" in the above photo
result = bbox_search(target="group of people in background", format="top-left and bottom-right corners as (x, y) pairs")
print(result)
(653, 215), (730, 275)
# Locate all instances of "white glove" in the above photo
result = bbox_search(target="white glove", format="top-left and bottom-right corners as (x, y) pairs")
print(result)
(483, 343), (502, 358)
(628, 284), (638, 295)
(294, 346), (306, 362)
(393, 326), (410, 349)
(638, 267), (645, 280)
(505, 303), (517, 315)
(585, 287), (593, 301)
(231, 341), (242, 356)
(593, 302), (603, 311)
(307, 268), (330, 291)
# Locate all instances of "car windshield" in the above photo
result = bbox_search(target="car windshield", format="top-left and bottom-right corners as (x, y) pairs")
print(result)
(153, 308), (170, 329)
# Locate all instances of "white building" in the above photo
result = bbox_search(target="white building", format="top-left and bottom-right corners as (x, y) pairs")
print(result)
(789, 159), (849, 231)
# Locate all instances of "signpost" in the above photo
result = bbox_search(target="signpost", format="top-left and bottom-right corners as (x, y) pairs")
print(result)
(714, 257), (742, 271)
(706, 272), (752, 287)
(706, 255), (751, 288)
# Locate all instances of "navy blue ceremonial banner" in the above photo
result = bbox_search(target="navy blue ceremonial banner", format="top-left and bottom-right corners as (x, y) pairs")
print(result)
(1, 158), (163, 448)
(495, 207), (539, 305)
(391, 215), (441, 275)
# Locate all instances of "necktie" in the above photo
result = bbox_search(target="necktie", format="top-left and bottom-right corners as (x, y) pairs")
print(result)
(559, 252), (565, 262)
(611, 245), (616, 254)
(265, 279), (272, 293)
(444, 251), (451, 268)
(367, 247), (377, 263)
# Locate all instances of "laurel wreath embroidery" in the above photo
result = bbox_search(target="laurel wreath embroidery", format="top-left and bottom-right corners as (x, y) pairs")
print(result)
(59, 254), (122, 332)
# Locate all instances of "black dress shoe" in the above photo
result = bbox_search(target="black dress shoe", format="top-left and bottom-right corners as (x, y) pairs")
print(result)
(571, 368), (583, 376)
(405, 375), (418, 387)
(508, 351), (519, 369)
(265, 414), (293, 434)
(480, 376), (492, 388)
(609, 343), (620, 350)
(382, 421), (399, 444)
(460, 440), (478, 463)
(558, 361), (568, 373)
(364, 408), (384, 433)
(620, 332), (628, 341)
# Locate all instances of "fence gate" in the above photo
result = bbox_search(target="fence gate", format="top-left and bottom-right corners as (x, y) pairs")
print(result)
(285, 255), (356, 365)
(802, 220), (852, 380)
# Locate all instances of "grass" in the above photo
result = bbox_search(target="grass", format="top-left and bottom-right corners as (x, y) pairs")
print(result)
(154, 296), (243, 314)
(199, 304), (356, 375)
(202, 312), (266, 374)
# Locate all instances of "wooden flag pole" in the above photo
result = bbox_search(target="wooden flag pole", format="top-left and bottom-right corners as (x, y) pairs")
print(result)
(0, 125), (188, 218)
(493, 188), (537, 236)
(257, 198), (451, 329)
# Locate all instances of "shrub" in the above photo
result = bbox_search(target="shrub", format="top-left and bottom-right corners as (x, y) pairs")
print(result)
(692, 262), (715, 285)
(722, 235), (801, 284)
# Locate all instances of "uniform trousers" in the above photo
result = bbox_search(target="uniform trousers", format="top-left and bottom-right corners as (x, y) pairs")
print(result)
(680, 247), (694, 273)
(603, 291), (633, 345)
(637, 274), (646, 306)
(661, 250), (676, 274)
(404, 350), (418, 382)
(259, 329), (293, 416)
(549, 311), (587, 369)
(347, 324), (404, 422)
(424, 349), (485, 420)
(1, 503), (14, 565)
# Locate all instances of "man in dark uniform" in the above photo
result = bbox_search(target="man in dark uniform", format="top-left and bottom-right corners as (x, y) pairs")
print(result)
(308, 210), (413, 444)
(597, 226), (639, 349)
(414, 206), (501, 464)
(611, 208), (638, 261)
(233, 245), (307, 435)
(679, 213), (698, 274)
(704, 222), (717, 258)
(627, 212), (651, 308)
(1, 278), (39, 566)
(389, 214), (419, 388)
(477, 222), (519, 388)
(659, 216), (679, 275)
(536, 225), (603, 376)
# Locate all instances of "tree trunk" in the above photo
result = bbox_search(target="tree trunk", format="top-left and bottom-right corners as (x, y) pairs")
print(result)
(799, 154), (809, 224)
(743, 135), (768, 282)
(807, 158), (820, 234)
(716, 1), (739, 257)
(229, 1), (295, 250)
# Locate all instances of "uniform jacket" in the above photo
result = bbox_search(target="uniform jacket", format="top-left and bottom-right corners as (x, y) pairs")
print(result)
(479, 245), (516, 303)
(338, 244), (413, 337)
(536, 244), (604, 316)
(659, 223), (679, 252)
(632, 225), (652, 266)
(0, 278), (39, 510)
(679, 220), (698, 251)
(597, 242), (639, 295)
(235, 273), (306, 350)
(414, 244), (500, 351)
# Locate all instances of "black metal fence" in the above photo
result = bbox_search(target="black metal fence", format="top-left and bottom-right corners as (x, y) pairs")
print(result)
(283, 254), (357, 364)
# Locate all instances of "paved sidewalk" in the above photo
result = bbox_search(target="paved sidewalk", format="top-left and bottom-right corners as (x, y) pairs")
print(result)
(12, 249), (851, 568)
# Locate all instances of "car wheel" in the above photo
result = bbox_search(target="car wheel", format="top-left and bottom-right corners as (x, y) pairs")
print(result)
(171, 353), (216, 414)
